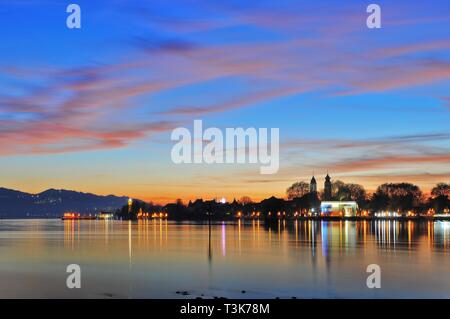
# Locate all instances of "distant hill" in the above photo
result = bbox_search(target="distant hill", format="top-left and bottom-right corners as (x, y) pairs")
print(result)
(0, 187), (131, 218)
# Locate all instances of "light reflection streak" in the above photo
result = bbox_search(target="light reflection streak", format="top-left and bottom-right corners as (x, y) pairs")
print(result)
(128, 220), (132, 268)
(321, 221), (328, 257)
(56, 219), (450, 282)
(221, 222), (226, 257)
(238, 219), (242, 255)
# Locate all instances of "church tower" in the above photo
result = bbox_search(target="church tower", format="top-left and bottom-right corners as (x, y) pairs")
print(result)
(324, 173), (332, 200)
(310, 175), (317, 193)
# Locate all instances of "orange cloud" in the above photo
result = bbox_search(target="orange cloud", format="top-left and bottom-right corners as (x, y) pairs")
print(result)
(330, 153), (450, 172)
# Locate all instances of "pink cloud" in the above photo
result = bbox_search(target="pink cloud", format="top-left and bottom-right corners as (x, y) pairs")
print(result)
(2, 2), (450, 157)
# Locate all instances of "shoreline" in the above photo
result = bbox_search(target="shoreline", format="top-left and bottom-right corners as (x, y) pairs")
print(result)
(1, 216), (450, 222)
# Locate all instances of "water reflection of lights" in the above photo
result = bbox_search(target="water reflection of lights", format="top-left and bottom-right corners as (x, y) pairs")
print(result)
(159, 219), (163, 248)
(294, 220), (298, 243)
(427, 221), (434, 248)
(238, 219), (242, 255)
(321, 221), (328, 257)
(344, 221), (348, 245)
(221, 222), (226, 257)
(441, 221), (450, 229)
(63, 219), (80, 250)
(443, 222), (450, 250)
(408, 221), (414, 246)
(128, 221), (132, 267)
(432, 221), (449, 251)
(373, 220), (402, 246)
(58, 219), (449, 268)
(311, 221), (315, 257)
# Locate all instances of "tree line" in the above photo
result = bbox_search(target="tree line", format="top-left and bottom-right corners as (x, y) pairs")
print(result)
(116, 182), (449, 220)
(286, 181), (449, 215)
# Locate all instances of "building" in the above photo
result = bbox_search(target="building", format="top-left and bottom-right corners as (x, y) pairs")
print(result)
(305, 172), (359, 217)
(323, 173), (332, 200)
(97, 211), (114, 219)
(321, 201), (358, 217)
(310, 175), (317, 193)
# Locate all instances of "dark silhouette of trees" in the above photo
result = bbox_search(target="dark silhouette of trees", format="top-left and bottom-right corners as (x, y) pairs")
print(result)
(260, 196), (285, 222)
(429, 195), (449, 214)
(369, 190), (389, 213)
(331, 180), (346, 198)
(286, 181), (309, 200)
(116, 200), (156, 220)
(239, 196), (253, 205)
(431, 183), (450, 197)
(429, 183), (450, 214)
(165, 199), (190, 219)
(114, 181), (446, 221)
(319, 180), (368, 208)
(333, 182), (367, 207)
(290, 192), (320, 215)
(369, 183), (423, 215)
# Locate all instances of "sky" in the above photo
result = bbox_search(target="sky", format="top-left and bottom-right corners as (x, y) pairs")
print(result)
(0, 0), (449, 203)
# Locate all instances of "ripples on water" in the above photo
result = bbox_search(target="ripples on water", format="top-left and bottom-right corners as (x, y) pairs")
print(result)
(0, 219), (449, 298)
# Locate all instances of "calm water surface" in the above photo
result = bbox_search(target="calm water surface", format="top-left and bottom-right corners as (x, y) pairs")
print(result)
(1, 219), (450, 298)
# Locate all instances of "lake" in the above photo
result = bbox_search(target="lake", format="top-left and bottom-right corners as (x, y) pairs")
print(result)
(0, 219), (449, 298)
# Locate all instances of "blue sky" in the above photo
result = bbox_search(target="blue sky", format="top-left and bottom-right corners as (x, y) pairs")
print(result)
(0, 0), (449, 202)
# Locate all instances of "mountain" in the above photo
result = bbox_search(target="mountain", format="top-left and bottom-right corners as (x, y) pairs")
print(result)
(0, 187), (130, 218)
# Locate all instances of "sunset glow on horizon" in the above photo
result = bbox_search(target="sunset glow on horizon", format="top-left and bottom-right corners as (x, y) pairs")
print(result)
(0, 0), (449, 204)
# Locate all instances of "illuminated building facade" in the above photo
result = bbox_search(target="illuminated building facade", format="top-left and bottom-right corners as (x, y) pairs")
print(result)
(321, 201), (358, 217)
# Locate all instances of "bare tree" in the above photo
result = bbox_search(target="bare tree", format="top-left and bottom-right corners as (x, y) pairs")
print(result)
(335, 183), (367, 206)
(431, 183), (450, 197)
(331, 180), (345, 198)
(239, 196), (253, 204)
(371, 183), (423, 213)
(286, 181), (310, 200)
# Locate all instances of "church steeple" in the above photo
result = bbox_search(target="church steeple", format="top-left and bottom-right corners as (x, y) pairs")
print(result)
(310, 175), (317, 193)
(324, 172), (332, 200)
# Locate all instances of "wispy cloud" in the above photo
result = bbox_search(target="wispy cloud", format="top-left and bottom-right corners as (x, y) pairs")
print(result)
(1, 0), (449, 200)
(328, 153), (450, 172)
